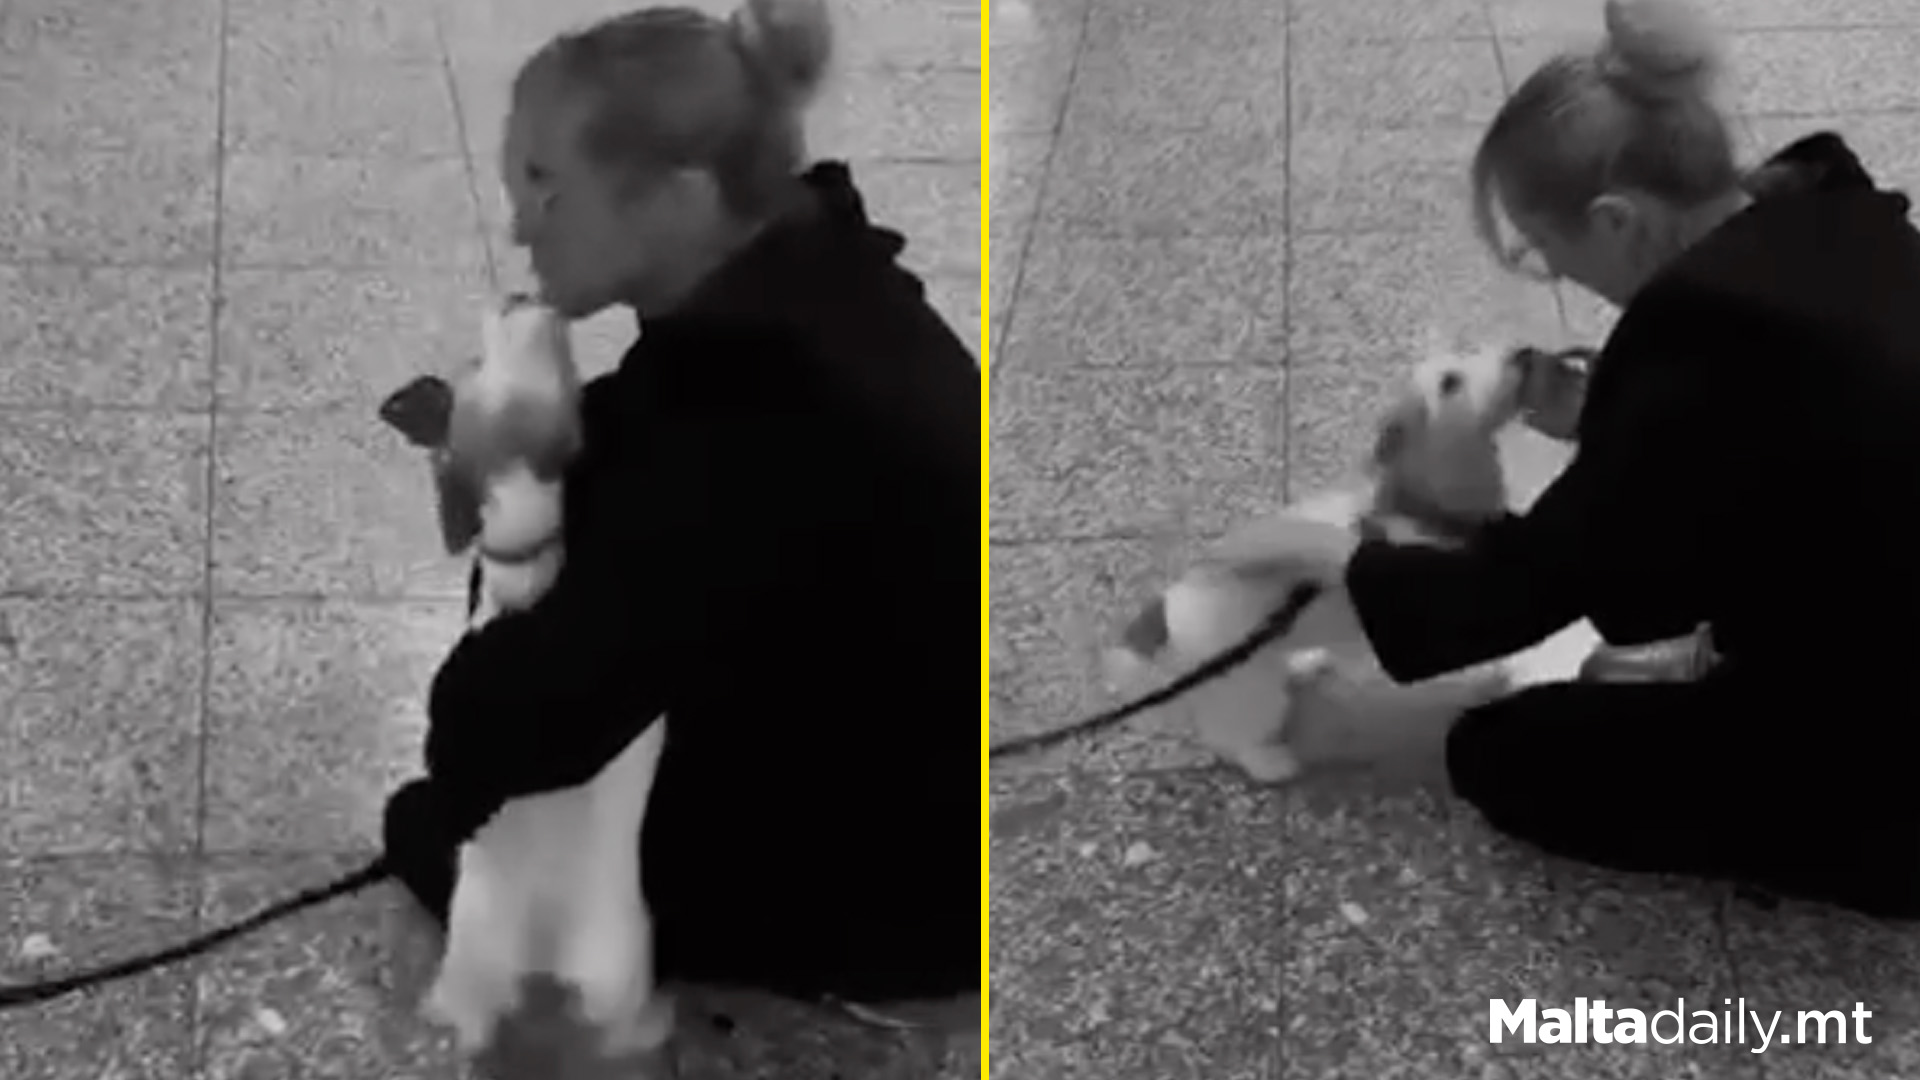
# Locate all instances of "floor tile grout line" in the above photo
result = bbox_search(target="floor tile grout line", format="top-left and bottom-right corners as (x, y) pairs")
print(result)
(1278, 0), (1296, 509)
(194, 0), (231, 867)
(0, 0), (12, 889)
(1275, 0), (1297, 1072)
(979, 359), (1292, 372)
(432, 8), (500, 293)
(1491, 20), (1920, 40)
(990, 0), (1095, 374)
(0, 401), (408, 415)
(190, 0), (232, 1069)
(1714, 890), (1766, 1080)
(1288, 20), (1920, 43)
(0, 587), (472, 602)
(987, 528), (1262, 548)
(1716, 20), (1920, 34)
(1, 845), (385, 864)
(0, 255), (469, 272)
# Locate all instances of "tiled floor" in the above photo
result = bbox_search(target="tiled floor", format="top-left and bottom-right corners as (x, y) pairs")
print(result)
(0, 0), (978, 1076)
(988, 0), (1920, 1077)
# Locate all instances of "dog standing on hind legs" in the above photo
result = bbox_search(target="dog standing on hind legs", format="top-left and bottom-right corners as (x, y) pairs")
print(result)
(379, 294), (675, 1066)
(1105, 343), (1590, 782)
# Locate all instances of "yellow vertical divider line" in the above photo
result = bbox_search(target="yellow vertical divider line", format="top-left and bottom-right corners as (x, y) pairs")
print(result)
(977, 0), (991, 1073)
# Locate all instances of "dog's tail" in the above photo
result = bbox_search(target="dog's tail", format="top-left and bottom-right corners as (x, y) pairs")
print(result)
(1102, 594), (1172, 689)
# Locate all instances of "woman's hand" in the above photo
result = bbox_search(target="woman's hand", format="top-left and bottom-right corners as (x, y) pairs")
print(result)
(1515, 346), (1594, 443)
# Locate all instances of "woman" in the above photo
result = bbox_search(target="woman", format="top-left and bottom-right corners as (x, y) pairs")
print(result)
(381, 0), (978, 1026)
(1238, 0), (1920, 918)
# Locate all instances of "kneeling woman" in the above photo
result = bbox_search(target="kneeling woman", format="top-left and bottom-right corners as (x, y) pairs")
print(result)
(1250, 0), (1920, 918)
(383, 0), (977, 1025)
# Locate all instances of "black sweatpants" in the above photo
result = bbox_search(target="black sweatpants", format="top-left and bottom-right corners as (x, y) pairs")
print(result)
(382, 773), (976, 1005)
(1444, 669), (1920, 918)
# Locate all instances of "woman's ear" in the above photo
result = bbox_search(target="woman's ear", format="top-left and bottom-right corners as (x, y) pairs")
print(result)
(659, 167), (727, 226)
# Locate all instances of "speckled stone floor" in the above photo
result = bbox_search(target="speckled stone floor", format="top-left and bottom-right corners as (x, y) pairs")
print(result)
(988, 0), (1920, 1077)
(0, 0), (979, 1076)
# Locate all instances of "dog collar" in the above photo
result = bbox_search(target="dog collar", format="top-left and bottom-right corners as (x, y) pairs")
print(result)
(1357, 489), (1488, 545)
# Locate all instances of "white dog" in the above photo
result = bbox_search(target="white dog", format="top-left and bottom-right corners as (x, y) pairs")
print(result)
(381, 295), (674, 1061)
(1105, 343), (1606, 782)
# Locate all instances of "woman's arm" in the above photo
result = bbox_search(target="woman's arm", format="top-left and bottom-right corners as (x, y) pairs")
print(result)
(1343, 477), (1589, 684)
(426, 458), (686, 841)
(423, 395), (820, 842)
(1346, 361), (1718, 684)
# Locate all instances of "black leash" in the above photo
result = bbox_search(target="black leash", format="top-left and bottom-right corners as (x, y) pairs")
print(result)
(0, 579), (1321, 1008)
(0, 364), (580, 1012)
(989, 580), (1326, 762)
(0, 337), (1579, 1011)
(0, 856), (393, 1009)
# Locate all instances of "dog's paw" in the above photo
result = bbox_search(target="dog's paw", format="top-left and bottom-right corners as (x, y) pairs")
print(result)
(555, 908), (669, 1059)
(1233, 741), (1303, 784)
(421, 969), (510, 1054)
(601, 988), (677, 1058)
(1099, 645), (1152, 693)
(1282, 647), (1336, 686)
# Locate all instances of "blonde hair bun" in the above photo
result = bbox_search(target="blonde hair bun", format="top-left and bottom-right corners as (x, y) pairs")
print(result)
(1599, 0), (1719, 103)
(731, 0), (834, 107)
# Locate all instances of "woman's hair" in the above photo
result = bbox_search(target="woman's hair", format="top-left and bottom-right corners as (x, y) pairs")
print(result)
(515, 0), (833, 218)
(1471, 0), (1741, 269)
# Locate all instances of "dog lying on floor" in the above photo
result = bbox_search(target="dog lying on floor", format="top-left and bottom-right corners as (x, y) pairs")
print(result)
(1105, 343), (1717, 783)
(378, 295), (674, 1064)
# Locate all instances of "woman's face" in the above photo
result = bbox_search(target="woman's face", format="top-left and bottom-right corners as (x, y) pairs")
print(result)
(500, 87), (713, 320)
(1502, 190), (1671, 310)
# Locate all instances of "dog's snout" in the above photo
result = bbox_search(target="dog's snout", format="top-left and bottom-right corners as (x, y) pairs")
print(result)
(500, 291), (537, 312)
(1437, 371), (1464, 396)
(1506, 346), (1551, 396)
(1506, 346), (1545, 378)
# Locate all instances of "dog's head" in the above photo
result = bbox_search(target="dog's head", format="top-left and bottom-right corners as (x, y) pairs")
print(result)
(1108, 345), (1532, 678)
(1365, 344), (1533, 539)
(377, 294), (582, 555)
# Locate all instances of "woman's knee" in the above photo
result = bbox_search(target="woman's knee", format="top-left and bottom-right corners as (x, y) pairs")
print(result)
(1442, 687), (1544, 813)
(1439, 681), (1639, 841)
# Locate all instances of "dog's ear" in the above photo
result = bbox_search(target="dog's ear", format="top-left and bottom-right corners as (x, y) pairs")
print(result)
(379, 375), (456, 449)
(1118, 596), (1171, 659)
(433, 457), (485, 555)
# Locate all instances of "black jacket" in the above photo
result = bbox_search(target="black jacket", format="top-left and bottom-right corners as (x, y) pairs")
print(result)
(1347, 133), (1920, 694)
(423, 162), (977, 1000)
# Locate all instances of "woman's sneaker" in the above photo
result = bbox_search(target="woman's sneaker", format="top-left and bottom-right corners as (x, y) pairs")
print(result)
(1579, 624), (1719, 683)
(833, 992), (979, 1034)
